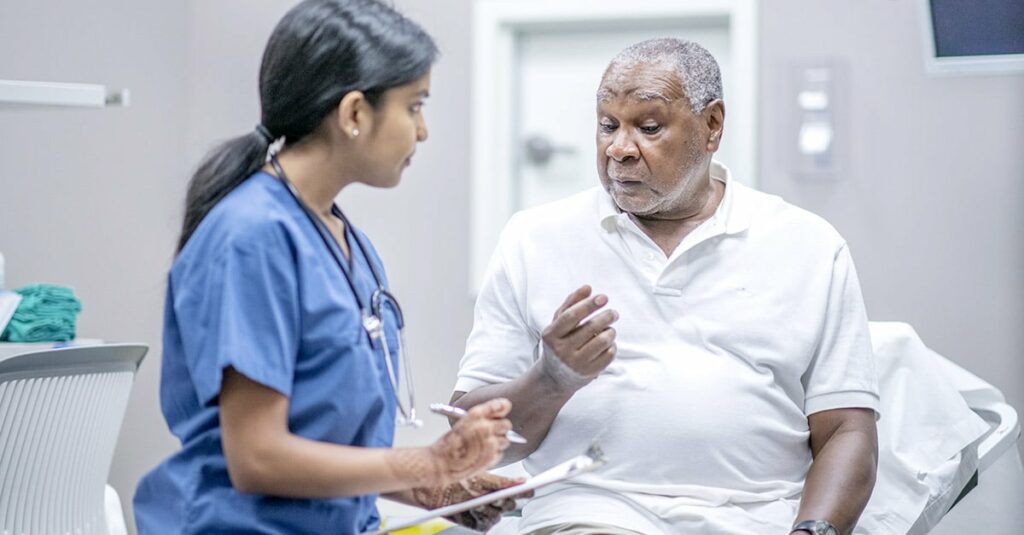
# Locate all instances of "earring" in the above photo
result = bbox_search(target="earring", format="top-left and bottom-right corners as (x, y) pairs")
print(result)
(352, 128), (360, 137)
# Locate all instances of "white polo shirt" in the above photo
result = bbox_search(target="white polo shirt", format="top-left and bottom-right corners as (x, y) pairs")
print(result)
(455, 161), (879, 534)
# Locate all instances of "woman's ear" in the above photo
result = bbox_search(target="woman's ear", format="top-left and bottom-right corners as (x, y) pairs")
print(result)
(336, 90), (372, 140)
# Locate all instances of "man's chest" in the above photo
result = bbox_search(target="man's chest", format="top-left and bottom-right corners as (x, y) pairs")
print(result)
(519, 235), (832, 380)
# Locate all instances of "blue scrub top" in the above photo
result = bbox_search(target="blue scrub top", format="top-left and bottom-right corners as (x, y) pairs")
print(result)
(134, 172), (401, 534)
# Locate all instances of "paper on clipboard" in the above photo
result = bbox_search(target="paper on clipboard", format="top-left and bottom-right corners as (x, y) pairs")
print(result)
(363, 445), (606, 535)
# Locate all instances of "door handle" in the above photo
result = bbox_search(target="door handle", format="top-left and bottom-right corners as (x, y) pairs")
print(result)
(523, 135), (576, 167)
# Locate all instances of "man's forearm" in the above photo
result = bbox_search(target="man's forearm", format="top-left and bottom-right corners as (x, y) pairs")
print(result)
(794, 411), (878, 534)
(451, 363), (575, 463)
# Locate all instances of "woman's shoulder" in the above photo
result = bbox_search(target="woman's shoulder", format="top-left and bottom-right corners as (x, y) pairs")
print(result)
(178, 172), (301, 261)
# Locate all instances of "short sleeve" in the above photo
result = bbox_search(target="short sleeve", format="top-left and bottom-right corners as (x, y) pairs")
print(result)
(455, 230), (538, 393)
(174, 223), (300, 406)
(802, 243), (880, 416)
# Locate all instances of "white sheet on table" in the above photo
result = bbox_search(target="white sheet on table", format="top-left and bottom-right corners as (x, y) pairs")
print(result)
(856, 322), (991, 534)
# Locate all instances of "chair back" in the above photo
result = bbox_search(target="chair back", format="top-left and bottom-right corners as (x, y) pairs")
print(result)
(0, 344), (146, 535)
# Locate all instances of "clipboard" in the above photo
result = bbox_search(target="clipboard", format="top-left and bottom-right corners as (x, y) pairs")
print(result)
(363, 444), (606, 535)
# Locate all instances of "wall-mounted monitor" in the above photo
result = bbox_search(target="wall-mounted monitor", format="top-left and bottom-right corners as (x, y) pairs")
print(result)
(919, 0), (1024, 75)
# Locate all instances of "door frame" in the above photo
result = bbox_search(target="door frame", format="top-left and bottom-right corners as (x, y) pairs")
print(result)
(470, 0), (759, 294)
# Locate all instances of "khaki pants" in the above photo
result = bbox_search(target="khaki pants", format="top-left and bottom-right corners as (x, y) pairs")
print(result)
(524, 523), (648, 535)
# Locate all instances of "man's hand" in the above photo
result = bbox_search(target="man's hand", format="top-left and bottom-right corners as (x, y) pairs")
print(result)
(539, 285), (619, 391)
(411, 473), (534, 532)
(449, 285), (618, 464)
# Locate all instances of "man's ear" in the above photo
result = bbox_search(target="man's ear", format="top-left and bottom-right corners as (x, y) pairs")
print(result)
(336, 90), (373, 140)
(704, 99), (725, 152)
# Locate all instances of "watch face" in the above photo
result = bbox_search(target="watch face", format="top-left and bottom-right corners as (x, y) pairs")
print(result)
(796, 520), (838, 535)
(815, 521), (838, 535)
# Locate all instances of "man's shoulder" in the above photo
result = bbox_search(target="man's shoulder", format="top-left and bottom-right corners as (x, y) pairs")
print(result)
(502, 186), (604, 238)
(738, 183), (846, 251)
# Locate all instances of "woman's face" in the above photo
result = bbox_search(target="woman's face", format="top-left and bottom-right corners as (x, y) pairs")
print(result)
(361, 71), (431, 188)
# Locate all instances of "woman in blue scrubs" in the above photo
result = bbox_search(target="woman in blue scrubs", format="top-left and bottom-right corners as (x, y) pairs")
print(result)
(133, 1), (521, 533)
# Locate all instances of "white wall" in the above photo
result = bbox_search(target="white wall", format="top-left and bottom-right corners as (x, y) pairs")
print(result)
(1, 1), (1021, 533)
(758, 0), (1024, 441)
(0, 0), (187, 530)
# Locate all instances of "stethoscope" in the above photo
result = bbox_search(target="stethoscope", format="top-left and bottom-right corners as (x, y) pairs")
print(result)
(269, 154), (422, 428)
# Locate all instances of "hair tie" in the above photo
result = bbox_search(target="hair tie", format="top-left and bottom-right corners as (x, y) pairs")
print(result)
(255, 124), (276, 143)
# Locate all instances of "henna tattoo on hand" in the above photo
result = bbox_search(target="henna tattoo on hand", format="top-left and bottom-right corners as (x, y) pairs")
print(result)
(430, 417), (497, 483)
(386, 448), (443, 488)
(412, 475), (522, 531)
(388, 416), (499, 489)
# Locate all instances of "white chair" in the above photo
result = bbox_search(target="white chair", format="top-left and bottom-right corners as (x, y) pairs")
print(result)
(0, 344), (147, 535)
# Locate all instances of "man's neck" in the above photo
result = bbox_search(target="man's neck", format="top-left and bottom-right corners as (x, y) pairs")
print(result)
(629, 178), (725, 257)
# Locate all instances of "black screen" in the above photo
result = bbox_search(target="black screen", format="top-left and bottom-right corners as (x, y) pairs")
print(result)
(930, 0), (1024, 57)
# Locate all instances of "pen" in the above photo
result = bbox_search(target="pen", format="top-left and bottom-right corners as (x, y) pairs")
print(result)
(428, 403), (528, 444)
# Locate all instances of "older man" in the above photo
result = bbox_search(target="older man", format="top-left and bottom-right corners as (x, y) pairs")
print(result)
(452, 39), (878, 535)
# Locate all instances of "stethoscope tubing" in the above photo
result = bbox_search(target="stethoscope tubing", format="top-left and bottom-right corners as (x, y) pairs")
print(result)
(268, 155), (418, 426)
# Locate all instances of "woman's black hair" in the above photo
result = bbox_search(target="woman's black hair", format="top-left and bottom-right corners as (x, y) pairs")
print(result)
(176, 0), (438, 252)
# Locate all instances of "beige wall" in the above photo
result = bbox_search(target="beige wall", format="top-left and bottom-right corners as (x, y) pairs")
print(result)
(1, 1), (1021, 533)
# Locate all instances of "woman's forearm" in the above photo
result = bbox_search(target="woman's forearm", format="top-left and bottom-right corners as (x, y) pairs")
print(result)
(225, 424), (441, 498)
(220, 368), (512, 499)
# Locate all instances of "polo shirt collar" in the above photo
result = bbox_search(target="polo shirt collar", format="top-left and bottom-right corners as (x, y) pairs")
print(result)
(598, 160), (752, 235)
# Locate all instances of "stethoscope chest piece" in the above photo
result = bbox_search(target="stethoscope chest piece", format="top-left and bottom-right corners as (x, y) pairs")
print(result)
(362, 312), (384, 343)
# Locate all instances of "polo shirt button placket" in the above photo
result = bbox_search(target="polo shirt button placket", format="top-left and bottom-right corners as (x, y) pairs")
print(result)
(652, 258), (684, 297)
(639, 250), (660, 282)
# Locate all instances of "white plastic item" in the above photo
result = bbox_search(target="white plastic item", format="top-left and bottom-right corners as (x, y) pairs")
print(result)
(104, 484), (129, 535)
(0, 291), (20, 338)
(0, 344), (147, 535)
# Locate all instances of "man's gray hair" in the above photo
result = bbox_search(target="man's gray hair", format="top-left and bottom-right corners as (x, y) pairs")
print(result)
(607, 38), (723, 113)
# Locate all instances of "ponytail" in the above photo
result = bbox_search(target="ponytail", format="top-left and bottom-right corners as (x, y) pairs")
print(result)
(176, 130), (270, 252)
(175, 0), (437, 253)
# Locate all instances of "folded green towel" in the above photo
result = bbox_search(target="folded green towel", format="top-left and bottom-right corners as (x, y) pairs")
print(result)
(0, 284), (82, 343)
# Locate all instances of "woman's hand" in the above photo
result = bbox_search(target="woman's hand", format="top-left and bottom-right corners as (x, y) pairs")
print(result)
(387, 398), (513, 487)
(412, 473), (534, 532)
(428, 398), (514, 484)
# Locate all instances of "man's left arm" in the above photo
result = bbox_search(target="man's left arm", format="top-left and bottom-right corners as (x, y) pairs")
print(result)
(792, 407), (878, 535)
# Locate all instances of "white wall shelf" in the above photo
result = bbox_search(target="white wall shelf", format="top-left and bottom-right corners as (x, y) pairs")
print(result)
(0, 79), (129, 108)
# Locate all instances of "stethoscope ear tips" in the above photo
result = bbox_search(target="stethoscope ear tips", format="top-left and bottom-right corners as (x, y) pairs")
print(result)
(401, 417), (424, 428)
(398, 408), (423, 428)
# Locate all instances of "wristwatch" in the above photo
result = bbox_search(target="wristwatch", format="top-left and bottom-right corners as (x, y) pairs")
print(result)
(791, 520), (839, 535)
